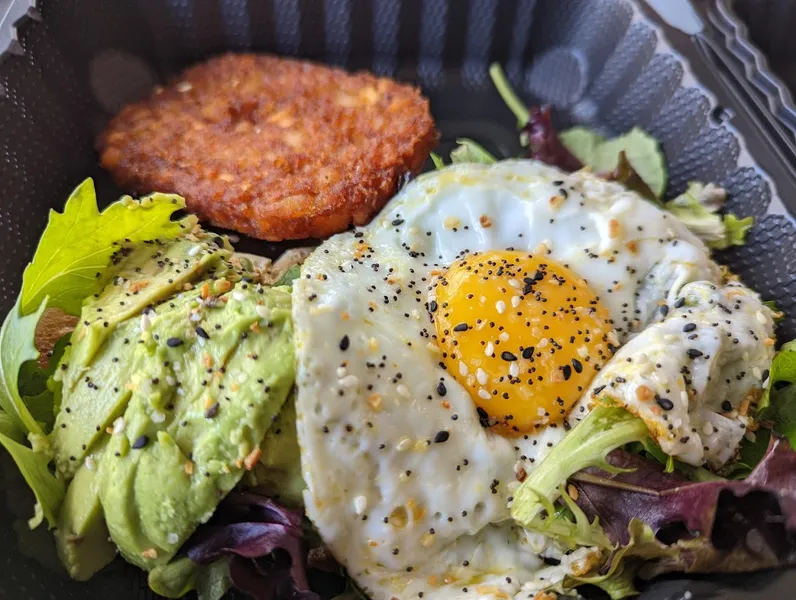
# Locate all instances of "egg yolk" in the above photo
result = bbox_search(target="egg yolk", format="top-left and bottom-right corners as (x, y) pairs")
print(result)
(432, 251), (616, 434)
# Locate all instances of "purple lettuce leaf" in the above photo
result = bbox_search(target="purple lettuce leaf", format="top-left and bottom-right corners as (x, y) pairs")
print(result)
(185, 492), (319, 600)
(570, 437), (796, 576)
(522, 105), (584, 172)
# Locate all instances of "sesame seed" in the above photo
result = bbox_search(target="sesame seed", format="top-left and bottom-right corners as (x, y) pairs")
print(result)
(396, 438), (412, 451)
(437, 381), (447, 396)
(501, 351), (517, 362)
(132, 435), (149, 449)
(195, 326), (210, 339)
(496, 300), (506, 314)
(353, 495), (368, 515)
(683, 323), (697, 333)
(687, 349), (703, 359)
(166, 337), (183, 347)
(434, 431), (450, 443)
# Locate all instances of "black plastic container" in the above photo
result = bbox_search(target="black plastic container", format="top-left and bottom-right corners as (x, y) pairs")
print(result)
(0, 1), (795, 599)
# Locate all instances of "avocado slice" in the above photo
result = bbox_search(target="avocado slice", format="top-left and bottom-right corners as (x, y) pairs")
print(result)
(98, 283), (294, 570)
(55, 450), (116, 581)
(52, 237), (232, 478)
(252, 392), (305, 506)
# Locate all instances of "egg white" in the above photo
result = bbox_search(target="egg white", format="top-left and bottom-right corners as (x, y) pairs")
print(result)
(292, 161), (768, 599)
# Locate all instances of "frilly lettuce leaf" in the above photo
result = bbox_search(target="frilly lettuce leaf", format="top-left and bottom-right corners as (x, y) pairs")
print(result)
(665, 182), (753, 249)
(558, 127), (605, 166)
(449, 138), (497, 165)
(274, 265), (302, 288)
(20, 178), (195, 316)
(607, 151), (658, 202)
(185, 492), (317, 600)
(561, 126), (667, 199)
(0, 297), (48, 436)
(429, 152), (445, 170)
(0, 411), (25, 443)
(719, 213), (755, 249)
(510, 406), (649, 526)
(522, 105), (584, 171)
(571, 439), (796, 576)
(0, 430), (64, 529)
(759, 340), (796, 449)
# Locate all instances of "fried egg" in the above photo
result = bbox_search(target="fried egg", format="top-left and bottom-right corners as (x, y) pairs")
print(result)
(292, 160), (770, 599)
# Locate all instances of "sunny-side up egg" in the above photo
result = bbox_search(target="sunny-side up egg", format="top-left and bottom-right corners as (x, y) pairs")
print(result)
(292, 160), (764, 600)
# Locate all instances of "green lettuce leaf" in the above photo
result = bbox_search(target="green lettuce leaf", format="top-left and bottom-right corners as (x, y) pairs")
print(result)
(274, 264), (301, 288)
(0, 411), (25, 443)
(0, 430), (64, 529)
(429, 152), (445, 170)
(665, 182), (753, 249)
(449, 138), (498, 165)
(558, 127), (605, 166)
(561, 127), (667, 199)
(20, 178), (195, 316)
(0, 298), (48, 436)
(521, 484), (613, 551)
(195, 558), (232, 600)
(510, 406), (648, 526)
(609, 151), (657, 202)
(758, 340), (796, 449)
(718, 214), (754, 249)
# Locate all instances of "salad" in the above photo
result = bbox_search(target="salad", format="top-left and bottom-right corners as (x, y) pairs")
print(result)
(0, 64), (793, 600)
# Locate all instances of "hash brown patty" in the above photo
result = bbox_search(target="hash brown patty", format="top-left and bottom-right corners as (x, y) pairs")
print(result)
(97, 54), (438, 241)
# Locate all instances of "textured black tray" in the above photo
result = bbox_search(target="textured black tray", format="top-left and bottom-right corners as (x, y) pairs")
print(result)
(0, 1), (795, 599)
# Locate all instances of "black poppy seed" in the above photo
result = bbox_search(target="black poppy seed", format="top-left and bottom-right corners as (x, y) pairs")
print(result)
(656, 397), (674, 411)
(166, 337), (183, 347)
(132, 435), (149, 449)
(721, 400), (732, 411)
(437, 381), (447, 396)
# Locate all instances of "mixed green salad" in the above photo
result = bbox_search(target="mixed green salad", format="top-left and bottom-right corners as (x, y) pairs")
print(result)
(0, 64), (794, 600)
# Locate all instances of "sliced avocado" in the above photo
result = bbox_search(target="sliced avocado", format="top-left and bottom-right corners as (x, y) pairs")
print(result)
(52, 236), (232, 478)
(252, 393), (305, 506)
(55, 450), (116, 581)
(98, 283), (294, 570)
